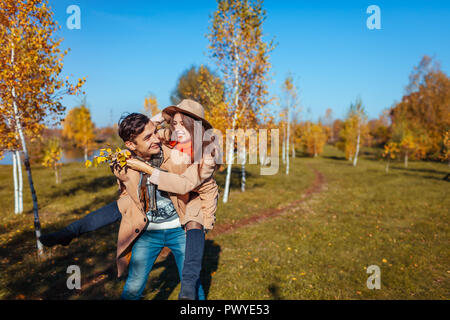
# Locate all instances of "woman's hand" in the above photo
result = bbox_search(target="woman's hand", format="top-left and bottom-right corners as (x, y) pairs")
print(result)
(126, 158), (154, 175)
(204, 144), (219, 166)
(150, 112), (165, 124)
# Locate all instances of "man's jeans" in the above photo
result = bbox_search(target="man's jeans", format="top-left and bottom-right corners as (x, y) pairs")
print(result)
(121, 227), (205, 300)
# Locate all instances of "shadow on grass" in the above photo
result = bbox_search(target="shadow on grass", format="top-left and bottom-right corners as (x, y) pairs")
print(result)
(390, 166), (450, 176)
(395, 171), (450, 182)
(268, 282), (282, 300)
(215, 167), (256, 190)
(1, 222), (119, 299)
(49, 175), (117, 199)
(142, 239), (221, 300)
(322, 155), (347, 161)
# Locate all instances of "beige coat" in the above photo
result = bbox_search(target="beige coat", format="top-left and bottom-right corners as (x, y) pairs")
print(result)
(112, 144), (217, 277)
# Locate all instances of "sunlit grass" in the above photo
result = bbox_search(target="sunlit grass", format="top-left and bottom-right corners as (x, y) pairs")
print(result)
(0, 145), (448, 299)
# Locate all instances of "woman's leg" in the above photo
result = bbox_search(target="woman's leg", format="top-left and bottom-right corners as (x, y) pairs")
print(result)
(120, 230), (164, 300)
(167, 226), (205, 300)
(39, 201), (122, 247)
(178, 221), (205, 300)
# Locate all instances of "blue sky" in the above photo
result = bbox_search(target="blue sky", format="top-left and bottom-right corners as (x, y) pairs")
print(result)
(49, 0), (450, 127)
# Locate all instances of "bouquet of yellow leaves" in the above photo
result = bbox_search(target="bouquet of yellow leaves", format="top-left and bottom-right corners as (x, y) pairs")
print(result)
(85, 147), (131, 168)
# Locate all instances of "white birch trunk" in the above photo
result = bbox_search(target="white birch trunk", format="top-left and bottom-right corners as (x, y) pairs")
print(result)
(353, 119), (361, 167)
(54, 165), (59, 184)
(11, 43), (43, 255)
(223, 115), (236, 203)
(222, 42), (240, 204)
(286, 112), (290, 175)
(16, 150), (23, 213)
(241, 141), (246, 192)
(404, 152), (408, 168)
(13, 151), (19, 214)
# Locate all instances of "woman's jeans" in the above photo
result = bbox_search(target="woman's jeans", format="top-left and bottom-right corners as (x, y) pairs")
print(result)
(65, 201), (122, 237)
(121, 227), (205, 300)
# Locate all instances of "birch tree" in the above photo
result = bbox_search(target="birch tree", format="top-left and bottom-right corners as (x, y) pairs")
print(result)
(382, 141), (399, 173)
(349, 98), (367, 166)
(209, 0), (274, 201)
(41, 137), (62, 184)
(0, 0), (85, 255)
(301, 121), (327, 157)
(400, 132), (416, 168)
(281, 75), (299, 174)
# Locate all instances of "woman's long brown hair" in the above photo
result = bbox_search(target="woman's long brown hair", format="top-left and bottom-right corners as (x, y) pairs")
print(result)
(168, 112), (219, 174)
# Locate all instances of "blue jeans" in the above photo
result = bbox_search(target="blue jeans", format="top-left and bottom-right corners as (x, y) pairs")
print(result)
(121, 227), (205, 300)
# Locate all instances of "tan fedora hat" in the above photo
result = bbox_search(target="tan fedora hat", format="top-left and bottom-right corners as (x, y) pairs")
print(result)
(162, 99), (213, 130)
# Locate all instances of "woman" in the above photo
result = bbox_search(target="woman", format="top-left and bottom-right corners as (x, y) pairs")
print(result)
(127, 100), (220, 300)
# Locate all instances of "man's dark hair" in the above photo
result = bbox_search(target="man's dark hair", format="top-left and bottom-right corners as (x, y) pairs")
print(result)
(118, 113), (150, 143)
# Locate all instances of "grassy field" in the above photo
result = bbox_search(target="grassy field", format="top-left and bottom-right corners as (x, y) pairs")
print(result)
(0, 145), (448, 299)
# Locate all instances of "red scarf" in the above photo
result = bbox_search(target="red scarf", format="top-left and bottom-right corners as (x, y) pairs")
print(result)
(171, 140), (193, 159)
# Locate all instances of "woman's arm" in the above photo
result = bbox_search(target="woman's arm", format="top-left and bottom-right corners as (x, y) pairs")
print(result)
(126, 157), (200, 194)
(126, 153), (217, 195)
(125, 158), (155, 175)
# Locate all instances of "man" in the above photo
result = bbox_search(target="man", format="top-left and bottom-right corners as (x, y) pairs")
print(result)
(40, 112), (214, 300)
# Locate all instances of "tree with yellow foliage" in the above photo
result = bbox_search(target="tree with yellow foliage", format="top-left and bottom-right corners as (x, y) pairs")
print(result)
(440, 130), (450, 166)
(143, 94), (160, 117)
(172, 65), (228, 134)
(62, 100), (95, 162)
(0, 0), (85, 254)
(41, 137), (62, 184)
(209, 0), (275, 202)
(338, 99), (369, 165)
(301, 121), (327, 157)
(338, 114), (357, 161)
(382, 141), (400, 173)
(400, 132), (416, 168)
(390, 56), (450, 160)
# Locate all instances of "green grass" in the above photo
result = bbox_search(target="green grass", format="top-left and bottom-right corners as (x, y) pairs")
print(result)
(0, 145), (448, 299)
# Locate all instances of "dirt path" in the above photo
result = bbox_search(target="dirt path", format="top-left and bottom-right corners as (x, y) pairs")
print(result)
(79, 164), (327, 293)
(206, 164), (326, 238)
(159, 163), (326, 256)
